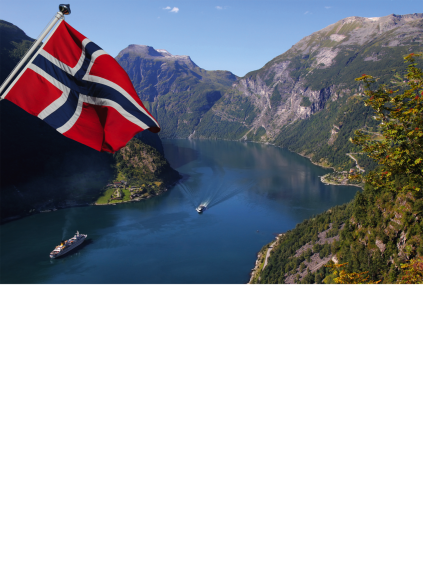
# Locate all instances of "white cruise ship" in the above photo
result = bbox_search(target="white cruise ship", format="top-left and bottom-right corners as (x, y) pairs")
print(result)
(50, 231), (87, 258)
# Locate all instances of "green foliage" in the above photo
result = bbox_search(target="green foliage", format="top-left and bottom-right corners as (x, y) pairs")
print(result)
(326, 262), (380, 284)
(333, 185), (423, 281)
(95, 139), (181, 204)
(350, 54), (423, 194)
(397, 256), (423, 283)
(274, 94), (379, 170)
(301, 96), (312, 107)
(258, 204), (351, 284)
(317, 54), (423, 283)
(249, 126), (266, 141)
(115, 138), (179, 186)
(270, 87), (282, 108)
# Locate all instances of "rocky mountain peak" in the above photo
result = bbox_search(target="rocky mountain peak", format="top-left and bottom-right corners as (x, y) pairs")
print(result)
(276, 12), (423, 68)
(116, 44), (198, 67)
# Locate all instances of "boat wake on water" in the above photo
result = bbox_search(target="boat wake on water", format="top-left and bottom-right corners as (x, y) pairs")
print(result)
(177, 167), (255, 214)
(177, 181), (197, 208)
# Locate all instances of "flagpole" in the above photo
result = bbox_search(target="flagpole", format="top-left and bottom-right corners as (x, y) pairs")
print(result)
(0, 5), (71, 99)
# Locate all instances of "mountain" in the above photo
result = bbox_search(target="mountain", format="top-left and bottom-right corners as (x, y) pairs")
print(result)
(115, 45), (238, 138)
(0, 20), (34, 76)
(191, 14), (420, 171)
(0, 21), (178, 222)
(249, 48), (423, 285)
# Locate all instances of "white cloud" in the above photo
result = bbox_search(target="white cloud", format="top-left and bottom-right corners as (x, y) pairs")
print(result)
(170, 7), (179, 13)
(163, 6), (171, 9)
(216, 5), (223, 9)
(325, 6), (331, 9)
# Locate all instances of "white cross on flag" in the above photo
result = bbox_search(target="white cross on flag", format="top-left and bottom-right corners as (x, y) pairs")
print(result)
(3, 20), (160, 152)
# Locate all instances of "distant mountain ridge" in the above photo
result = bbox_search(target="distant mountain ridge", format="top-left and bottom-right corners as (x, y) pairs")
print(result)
(116, 45), (238, 138)
(122, 45), (196, 65)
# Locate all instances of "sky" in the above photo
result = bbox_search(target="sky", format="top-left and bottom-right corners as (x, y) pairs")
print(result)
(2, 0), (422, 76)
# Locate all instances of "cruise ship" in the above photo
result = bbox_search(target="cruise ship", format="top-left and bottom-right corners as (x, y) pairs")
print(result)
(50, 231), (87, 258)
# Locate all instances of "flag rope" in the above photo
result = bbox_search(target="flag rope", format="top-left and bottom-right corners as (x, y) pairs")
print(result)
(0, 11), (65, 99)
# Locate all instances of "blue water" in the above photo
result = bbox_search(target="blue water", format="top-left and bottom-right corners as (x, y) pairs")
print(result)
(0, 140), (358, 284)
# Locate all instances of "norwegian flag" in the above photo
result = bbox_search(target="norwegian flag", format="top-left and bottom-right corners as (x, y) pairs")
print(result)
(3, 20), (160, 152)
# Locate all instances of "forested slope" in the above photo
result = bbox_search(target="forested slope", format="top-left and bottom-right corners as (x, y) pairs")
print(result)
(252, 54), (423, 284)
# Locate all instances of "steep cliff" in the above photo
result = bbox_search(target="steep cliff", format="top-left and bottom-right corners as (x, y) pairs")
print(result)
(193, 13), (423, 170)
(115, 45), (238, 138)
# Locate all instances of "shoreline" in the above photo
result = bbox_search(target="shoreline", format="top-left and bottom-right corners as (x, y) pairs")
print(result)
(0, 183), (177, 225)
(249, 233), (285, 284)
(94, 188), (168, 206)
(295, 151), (363, 188)
(319, 174), (363, 189)
(191, 137), (363, 186)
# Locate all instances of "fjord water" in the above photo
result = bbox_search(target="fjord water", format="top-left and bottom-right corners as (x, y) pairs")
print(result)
(0, 140), (358, 284)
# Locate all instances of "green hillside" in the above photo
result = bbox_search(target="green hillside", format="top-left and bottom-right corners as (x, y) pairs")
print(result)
(95, 138), (181, 205)
(253, 54), (423, 285)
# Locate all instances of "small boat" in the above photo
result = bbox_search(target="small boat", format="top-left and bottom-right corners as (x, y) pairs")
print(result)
(196, 205), (206, 214)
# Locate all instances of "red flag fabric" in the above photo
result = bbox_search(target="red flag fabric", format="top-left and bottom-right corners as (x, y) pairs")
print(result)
(4, 21), (160, 152)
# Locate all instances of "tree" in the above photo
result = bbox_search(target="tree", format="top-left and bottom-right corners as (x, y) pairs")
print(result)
(325, 262), (380, 284)
(397, 256), (423, 284)
(349, 54), (423, 195)
(321, 54), (423, 284)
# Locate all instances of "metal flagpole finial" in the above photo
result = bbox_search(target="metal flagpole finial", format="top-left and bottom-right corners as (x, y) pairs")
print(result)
(59, 4), (71, 15)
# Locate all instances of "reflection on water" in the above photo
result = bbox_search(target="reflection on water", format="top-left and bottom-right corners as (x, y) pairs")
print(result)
(161, 143), (199, 169)
(1, 140), (358, 284)
(166, 140), (340, 207)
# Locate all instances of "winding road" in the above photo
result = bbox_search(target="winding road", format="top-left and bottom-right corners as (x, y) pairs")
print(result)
(263, 245), (274, 270)
(347, 153), (365, 172)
